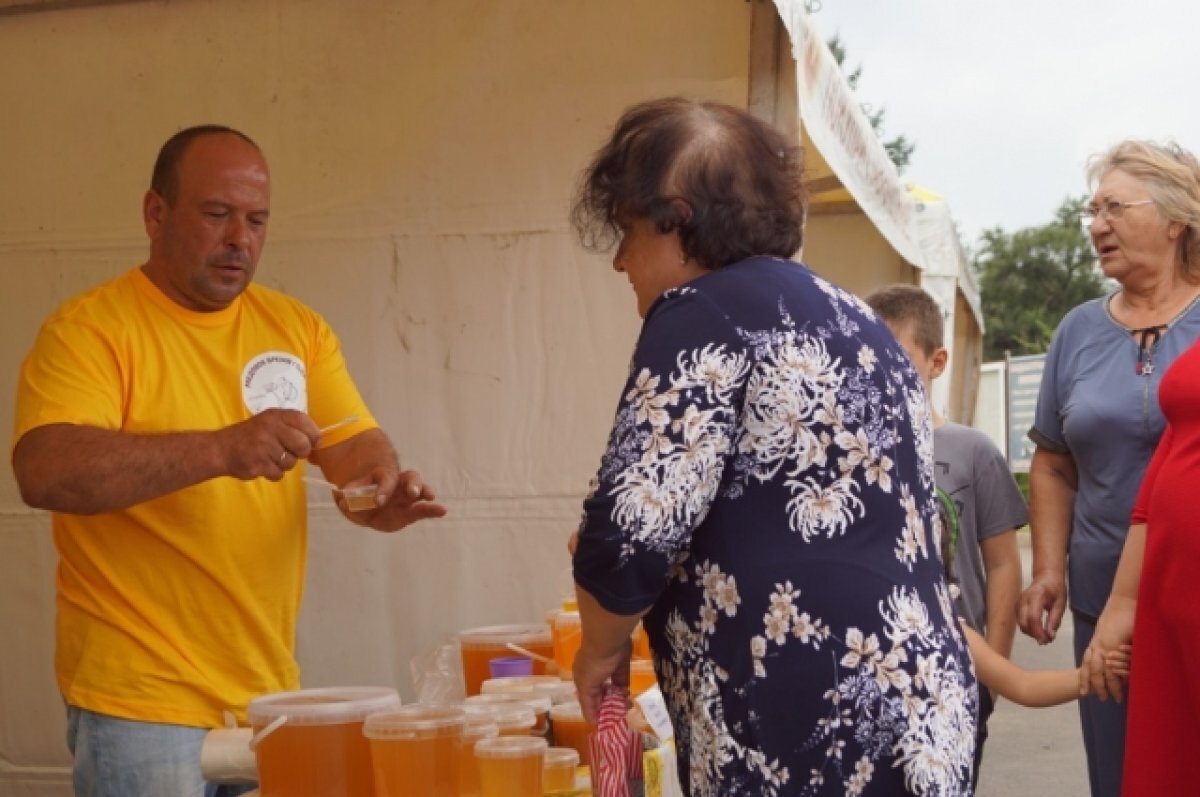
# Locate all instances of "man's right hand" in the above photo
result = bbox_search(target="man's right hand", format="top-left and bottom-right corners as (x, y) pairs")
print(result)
(217, 409), (320, 481)
(1017, 571), (1067, 645)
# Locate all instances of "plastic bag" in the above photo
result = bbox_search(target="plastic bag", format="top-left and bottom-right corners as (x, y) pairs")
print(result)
(588, 686), (644, 797)
(409, 637), (466, 705)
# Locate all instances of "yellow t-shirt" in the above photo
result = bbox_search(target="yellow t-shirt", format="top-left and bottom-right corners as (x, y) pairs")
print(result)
(12, 267), (377, 728)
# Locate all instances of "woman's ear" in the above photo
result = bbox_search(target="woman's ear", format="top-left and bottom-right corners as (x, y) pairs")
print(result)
(668, 197), (694, 224)
(652, 198), (692, 235)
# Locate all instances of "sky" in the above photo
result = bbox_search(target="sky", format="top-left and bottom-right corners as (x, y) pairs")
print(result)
(807, 0), (1200, 250)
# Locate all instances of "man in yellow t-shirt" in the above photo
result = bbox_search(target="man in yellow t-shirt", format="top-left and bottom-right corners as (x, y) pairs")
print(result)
(11, 125), (447, 797)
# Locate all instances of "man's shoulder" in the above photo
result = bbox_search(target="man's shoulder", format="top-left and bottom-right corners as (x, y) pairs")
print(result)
(244, 280), (306, 307)
(242, 282), (324, 322)
(46, 268), (141, 326)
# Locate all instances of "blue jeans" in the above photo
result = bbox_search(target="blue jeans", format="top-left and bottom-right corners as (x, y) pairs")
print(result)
(66, 706), (258, 797)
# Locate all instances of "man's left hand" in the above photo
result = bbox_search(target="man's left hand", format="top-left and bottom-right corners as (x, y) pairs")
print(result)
(337, 468), (447, 531)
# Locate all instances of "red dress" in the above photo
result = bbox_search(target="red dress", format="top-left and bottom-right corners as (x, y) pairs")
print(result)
(1123, 338), (1200, 795)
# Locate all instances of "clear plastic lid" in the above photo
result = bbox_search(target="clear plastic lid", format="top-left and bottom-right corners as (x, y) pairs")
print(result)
(531, 679), (578, 705)
(463, 702), (536, 731)
(480, 678), (535, 696)
(465, 692), (551, 714)
(247, 686), (400, 727)
(481, 675), (562, 695)
(457, 623), (552, 648)
(544, 746), (581, 768)
(503, 694), (553, 714)
(549, 701), (585, 723)
(473, 735), (548, 759)
(462, 720), (500, 742)
(362, 705), (465, 740)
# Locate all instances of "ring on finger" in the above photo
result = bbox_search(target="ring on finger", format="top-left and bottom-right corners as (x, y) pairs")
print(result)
(279, 449), (290, 467)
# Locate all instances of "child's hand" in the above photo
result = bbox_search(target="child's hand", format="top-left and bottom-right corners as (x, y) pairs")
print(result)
(1080, 644), (1133, 702)
(1106, 644), (1132, 679)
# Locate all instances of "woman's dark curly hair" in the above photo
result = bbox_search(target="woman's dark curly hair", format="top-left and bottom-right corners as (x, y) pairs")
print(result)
(571, 96), (806, 269)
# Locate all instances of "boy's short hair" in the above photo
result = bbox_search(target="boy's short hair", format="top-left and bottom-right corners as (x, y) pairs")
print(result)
(863, 284), (945, 355)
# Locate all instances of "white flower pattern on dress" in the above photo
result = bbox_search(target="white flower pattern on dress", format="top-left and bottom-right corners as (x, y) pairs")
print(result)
(576, 261), (975, 795)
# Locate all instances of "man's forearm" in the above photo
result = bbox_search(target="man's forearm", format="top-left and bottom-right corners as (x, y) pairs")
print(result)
(13, 424), (227, 515)
(311, 427), (398, 485)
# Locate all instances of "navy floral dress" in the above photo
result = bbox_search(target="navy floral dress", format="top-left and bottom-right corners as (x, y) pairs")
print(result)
(573, 257), (977, 796)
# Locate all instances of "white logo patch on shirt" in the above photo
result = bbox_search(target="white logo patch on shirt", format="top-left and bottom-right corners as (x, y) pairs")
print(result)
(242, 352), (308, 413)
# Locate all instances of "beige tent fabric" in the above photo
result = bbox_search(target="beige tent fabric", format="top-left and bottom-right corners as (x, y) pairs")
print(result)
(0, 2), (983, 792)
(0, 1), (752, 790)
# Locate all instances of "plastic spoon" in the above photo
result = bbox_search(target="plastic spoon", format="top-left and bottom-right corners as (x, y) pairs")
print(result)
(301, 475), (341, 491)
(318, 415), (359, 436)
(505, 642), (556, 667)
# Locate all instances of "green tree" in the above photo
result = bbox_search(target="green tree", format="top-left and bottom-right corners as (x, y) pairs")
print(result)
(973, 196), (1109, 361)
(827, 35), (916, 172)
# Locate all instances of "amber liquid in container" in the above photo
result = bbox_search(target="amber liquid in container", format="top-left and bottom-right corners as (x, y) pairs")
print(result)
(475, 736), (547, 797)
(364, 705), (464, 797)
(258, 722), (372, 796)
(548, 702), (593, 767)
(541, 746), (580, 793)
(457, 720), (499, 797)
(551, 611), (582, 677)
(248, 686), (401, 797)
(459, 625), (554, 696)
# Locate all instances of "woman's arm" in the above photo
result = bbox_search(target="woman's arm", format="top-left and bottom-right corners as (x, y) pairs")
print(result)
(571, 290), (749, 723)
(1081, 421), (1172, 699)
(573, 586), (648, 723)
(1081, 522), (1146, 701)
(1017, 446), (1078, 644)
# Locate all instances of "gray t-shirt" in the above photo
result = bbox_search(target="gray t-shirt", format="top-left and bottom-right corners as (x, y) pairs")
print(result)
(1030, 292), (1200, 617)
(936, 422), (1029, 634)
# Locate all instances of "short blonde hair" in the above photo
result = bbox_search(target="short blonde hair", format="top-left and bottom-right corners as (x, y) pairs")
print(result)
(1087, 139), (1200, 281)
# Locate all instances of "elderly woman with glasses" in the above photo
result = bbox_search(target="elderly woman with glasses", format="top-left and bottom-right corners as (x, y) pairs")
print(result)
(568, 96), (977, 795)
(1017, 139), (1200, 797)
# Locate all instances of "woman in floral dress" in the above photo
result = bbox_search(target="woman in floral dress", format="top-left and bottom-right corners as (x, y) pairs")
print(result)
(569, 97), (977, 796)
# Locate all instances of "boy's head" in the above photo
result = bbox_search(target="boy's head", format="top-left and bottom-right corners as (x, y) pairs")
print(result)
(864, 284), (949, 390)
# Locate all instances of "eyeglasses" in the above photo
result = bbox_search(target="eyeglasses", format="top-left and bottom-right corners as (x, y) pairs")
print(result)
(1079, 199), (1154, 231)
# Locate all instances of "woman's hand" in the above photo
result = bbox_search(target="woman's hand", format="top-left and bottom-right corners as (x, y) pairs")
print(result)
(1018, 570), (1067, 644)
(573, 636), (632, 725)
(1021, 446), (1078, 644)
(1080, 598), (1136, 701)
(572, 585), (643, 725)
